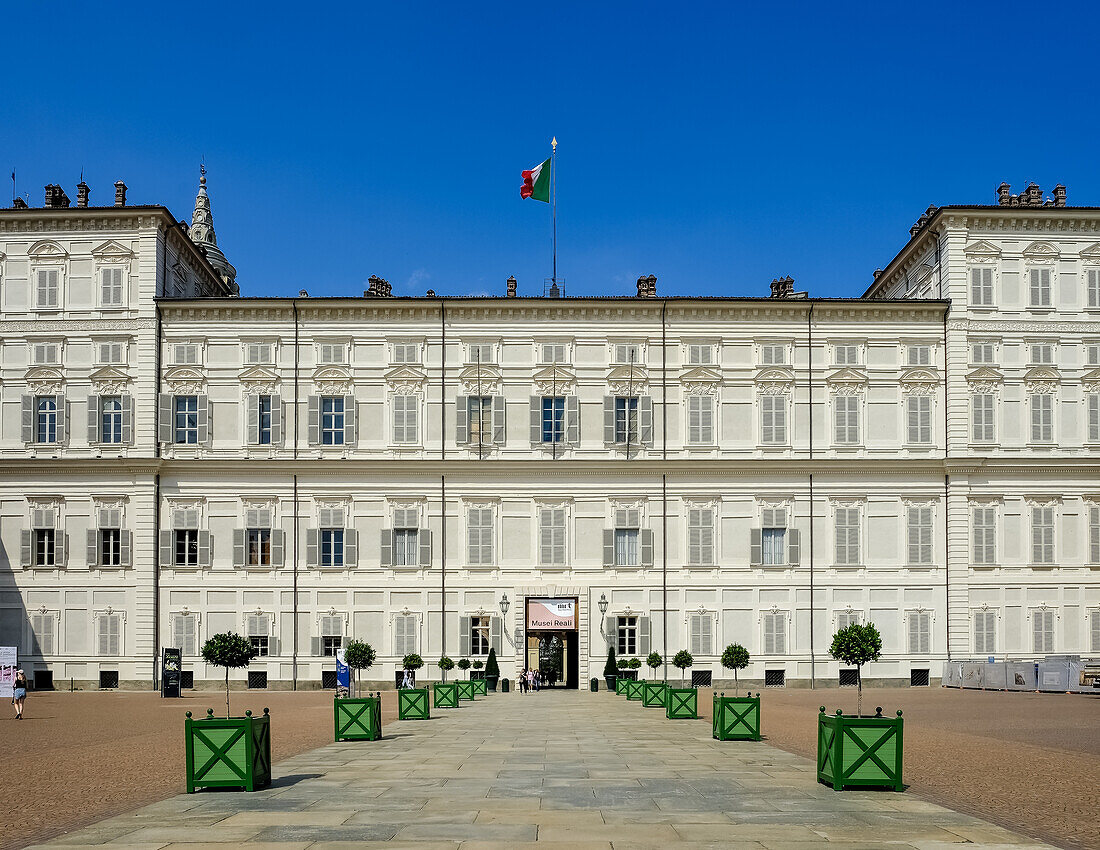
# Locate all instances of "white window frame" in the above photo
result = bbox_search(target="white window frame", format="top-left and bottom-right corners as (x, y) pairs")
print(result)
(1028, 342), (1055, 365)
(761, 610), (788, 655)
(1028, 266), (1053, 309)
(759, 394), (788, 445)
(466, 342), (495, 364)
(833, 505), (861, 567)
(99, 266), (126, 309)
(243, 341), (275, 365)
(95, 340), (126, 365)
(611, 342), (642, 366)
(833, 395), (861, 445)
(906, 609), (932, 655)
(971, 393), (996, 443)
(973, 608), (997, 655)
(906, 505), (934, 566)
(538, 505), (567, 567)
(29, 609), (59, 655)
(686, 506), (714, 566)
(171, 611), (199, 657)
(317, 342), (348, 365)
(685, 343), (714, 365)
(688, 611), (715, 656)
(1087, 267), (1100, 310)
(970, 341), (996, 365)
(759, 343), (787, 366)
(539, 342), (569, 364)
(1031, 505), (1056, 565)
(1030, 393), (1054, 444)
(392, 393), (420, 445)
(1031, 608), (1056, 653)
(906, 394), (933, 445)
(833, 344), (860, 366)
(761, 507), (788, 567)
(1088, 504), (1100, 566)
(972, 504), (998, 566)
(31, 341), (61, 365)
(906, 345), (932, 367)
(466, 506), (495, 566)
(34, 267), (62, 310)
(970, 265), (995, 307)
(686, 394), (715, 445)
(391, 342), (420, 364)
(1086, 393), (1100, 444)
(94, 609), (125, 657)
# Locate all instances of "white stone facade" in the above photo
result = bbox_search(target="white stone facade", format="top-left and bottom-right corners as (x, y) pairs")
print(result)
(1, 183), (1098, 690)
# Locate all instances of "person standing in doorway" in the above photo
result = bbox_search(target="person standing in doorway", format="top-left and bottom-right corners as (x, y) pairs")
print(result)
(11, 669), (27, 720)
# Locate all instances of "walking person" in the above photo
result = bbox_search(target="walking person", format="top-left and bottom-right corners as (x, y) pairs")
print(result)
(11, 669), (27, 720)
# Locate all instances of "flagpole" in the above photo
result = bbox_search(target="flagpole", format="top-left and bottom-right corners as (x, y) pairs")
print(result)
(551, 137), (557, 284)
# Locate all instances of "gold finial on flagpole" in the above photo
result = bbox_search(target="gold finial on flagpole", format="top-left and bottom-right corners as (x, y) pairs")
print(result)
(551, 136), (557, 151)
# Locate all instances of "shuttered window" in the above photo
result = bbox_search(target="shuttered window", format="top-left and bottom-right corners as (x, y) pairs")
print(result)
(32, 342), (60, 364)
(686, 395), (714, 444)
(318, 343), (346, 364)
(971, 394), (995, 442)
(760, 395), (787, 444)
(394, 614), (418, 655)
(1086, 344), (1100, 367)
(687, 508), (714, 565)
(321, 396), (346, 445)
(101, 267), (124, 306)
(1090, 610), (1100, 653)
(1030, 394), (1053, 442)
(760, 344), (786, 365)
(834, 396), (859, 444)
(907, 395), (932, 444)
(907, 506), (933, 565)
(614, 509), (640, 567)
(836, 610), (860, 630)
(1087, 394), (1100, 443)
(1031, 507), (1055, 565)
(689, 614), (713, 655)
(97, 613), (121, 656)
(1030, 343), (1054, 365)
(392, 342), (418, 363)
(834, 508), (860, 566)
(616, 616), (637, 655)
(1089, 506), (1100, 566)
(686, 343), (713, 365)
(763, 612), (786, 654)
(614, 397), (639, 444)
(100, 396), (124, 444)
(1029, 267), (1052, 307)
(247, 614), (272, 656)
(834, 345), (858, 365)
(542, 396), (566, 443)
(539, 507), (566, 566)
(973, 611), (996, 655)
(320, 615), (343, 656)
(1032, 609), (1055, 653)
(36, 396), (58, 443)
(467, 508), (493, 565)
(470, 615), (491, 655)
(174, 396), (198, 444)
(971, 266), (994, 306)
(30, 613), (55, 655)
(613, 343), (640, 365)
(467, 396), (493, 446)
(972, 506), (997, 565)
(172, 613), (197, 656)
(244, 342), (274, 364)
(1089, 269), (1100, 308)
(907, 611), (931, 654)
(761, 508), (786, 566)
(393, 394), (418, 443)
(541, 343), (568, 363)
(971, 342), (995, 364)
(173, 343), (199, 364)
(37, 269), (60, 308)
(467, 343), (494, 364)
(907, 345), (931, 366)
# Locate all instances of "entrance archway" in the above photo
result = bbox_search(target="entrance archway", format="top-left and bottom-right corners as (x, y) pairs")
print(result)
(524, 597), (579, 689)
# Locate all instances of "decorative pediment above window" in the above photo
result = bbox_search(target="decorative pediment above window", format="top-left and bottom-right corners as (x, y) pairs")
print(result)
(900, 367), (939, 395)
(532, 364), (576, 395)
(682, 496), (719, 511)
(826, 367), (867, 395)
(1080, 243), (1100, 262)
(28, 239), (69, 259)
(459, 363), (502, 395)
(903, 497), (938, 508)
(384, 364), (427, 393)
(89, 366), (132, 395)
(964, 239), (1001, 260)
(1023, 241), (1059, 261)
(312, 365), (352, 394)
(966, 366), (1003, 393)
(163, 365), (206, 394)
(680, 366), (721, 395)
(1025, 496), (1061, 508)
(610, 497), (646, 515)
(238, 365), (279, 393)
(606, 365), (648, 395)
(1081, 368), (1100, 394)
(1024, 367), (1060, 394)
(91, 240), (135, 261)
(754, 367), (793, 395)
(829, 497), (865, 508)
(25, 366), (64, 394)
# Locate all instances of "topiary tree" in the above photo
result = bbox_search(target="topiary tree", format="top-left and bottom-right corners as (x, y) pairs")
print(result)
(721, 643), (750, 697)
(627, 657), (642, 672)
(437, 655), (454, 681)
(343, 639), (376, 698)
(646, 651), (662, 679)
(402, 653), (424, 671)
(829, 622), (882, 717)
(672, 650), (694, 687)
(603, 646), (617, 678)
(457, 657), (471, 679)
(201, 632), (256, 718)
(616, 657), (629, 670)
(485, 648), (500, 683)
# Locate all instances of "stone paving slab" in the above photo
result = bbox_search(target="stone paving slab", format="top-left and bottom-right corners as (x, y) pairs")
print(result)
(37, 690), (1054, 848)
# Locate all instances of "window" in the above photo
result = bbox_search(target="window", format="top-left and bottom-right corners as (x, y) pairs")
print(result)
(100, 268), (123, 307)
(907, 506), (933, 565)
(686, 395), (714, 444)
(541, 343), (568, 364)
(1030, 343), (1054, 365)
(1086, 344), (1100, 367)
(394, 614), (418, 655)
(1087, 394), (1099, 443)
(970, 342), (995, 365)
(173, 344), (199, 365)
(173, 396), (198, 444)
(467, 396), (492, 446)
(614, 510), (640, 567)
(760, 395), (787, 444)
(907, 611), (931, 654)
(974, 610), (996, 655)
(391, 394), (418, 444)
(32, 342), (60, 365)
(467, 343), (494, 364)
(1032, 609), (1054, 653)
(761, 344), (786, 365)
(686, 344), (713, 365)
(320, 528), (345, 567)
(392, 342), (418, 364)
(617, 616), (637, 655)
(101, 396), (124, 444)
(318, 343), (346, 364)
(321, 396), (345, 445)
(244, 343), (273, 365)
(834, 345), (859, 366)
(1030, 394), (1053, 442)
(763, 612), (786, 654)
(834, 507), (860, 566)
(689, 613), (713, 655)
(971, 395), (995, 443)
(907, 395), (932, 444)
(172, 613), (197, 656)
(539, 507), (566, 566)
(97, 613), (122, 656)
(36, 269), (60, 308)
(392, 508), (419, 566)
(1031, 506), (1055, 564)
(542, 396), (565, 443)
(762, 508), (787, 566)
(36, 396), (58, 443)
(98, 341), (124, 365)
(1089, 269), (1100, 309)
(321, 615), (343, 656)
(836, 610), (860, 630)
(247, 529), (271, 566)
(34, 528), (56, 567)
(907, 345), (931, 366)
(247, 614), (271, 657)
(471, 615), (490, 655)
(100, 528), (122, 567)
(253, 395), (272, 445)
(1029, 268), (1052, 307)
(175, 529), (199, 567)
(1091, 609), (1100, 653)
(834, 396), (859, 444)
(30, 612), (55, 655)
(613, 343), (640, 365)
(687, 508), (714, 566)
(1089, 505), (1100, 565)
(467, 507), (493, 565)
(614, 396), (639, 444)
(973, 506), (997, 565)
(971, 266), (994, 306)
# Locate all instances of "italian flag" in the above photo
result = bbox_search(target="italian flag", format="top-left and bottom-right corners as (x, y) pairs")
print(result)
(520, 158), (551, 202)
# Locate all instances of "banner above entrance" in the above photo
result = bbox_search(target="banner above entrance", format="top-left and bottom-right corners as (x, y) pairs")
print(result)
(527, 598), (576, 630)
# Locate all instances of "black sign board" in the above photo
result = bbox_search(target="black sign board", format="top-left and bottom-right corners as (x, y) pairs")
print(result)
(162, 647), (182, 698)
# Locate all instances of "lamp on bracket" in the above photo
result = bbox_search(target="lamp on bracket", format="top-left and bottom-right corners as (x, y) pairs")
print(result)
(597, 593), (609, 635)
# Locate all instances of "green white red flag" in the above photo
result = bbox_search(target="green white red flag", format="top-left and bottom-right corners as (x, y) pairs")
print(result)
(520, 158), (551, 202)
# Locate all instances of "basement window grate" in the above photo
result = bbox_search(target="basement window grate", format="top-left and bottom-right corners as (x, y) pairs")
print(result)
(839, 669), (859, 687)
(247, 670), (268, 689)
(99, 670), (119, 689)
(33, 670), (54, 691)
(321, 670), (338, 689)
(910, 668), (930, 687)
(764, 669), (785, 688)
(180, 671), (194, 689)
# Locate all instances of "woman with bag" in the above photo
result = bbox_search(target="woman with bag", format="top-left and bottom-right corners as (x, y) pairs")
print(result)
(11, 669), (28, 720)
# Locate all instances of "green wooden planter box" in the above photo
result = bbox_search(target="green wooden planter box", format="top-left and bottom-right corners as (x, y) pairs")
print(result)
(642, 680), (666, 708)
(184, 708), (271, 793)
(334, 695), (382, 741)
(615, 677), (629, 695)
(456, 680), (476, 701)
(713, 692), (761, 741)
(433, 681), (458, 708)
(471, 678), (488, 696)
(398, 687), (431, 720)
(625, 678), (645, 700)
(817, 707), (904, 791)
(665, 686), (697, 719)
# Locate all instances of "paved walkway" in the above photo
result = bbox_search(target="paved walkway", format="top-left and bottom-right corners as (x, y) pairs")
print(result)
(34, 690), (1052, 849)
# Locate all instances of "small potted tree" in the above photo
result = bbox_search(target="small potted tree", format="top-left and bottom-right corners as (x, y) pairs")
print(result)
(485, 648), (500, 692)
(456, 658), (475, 700)
(185, 632), (270, 792)
(642, 652), (665, 708)
(471, 659), (488, 696)
(603, 647), (618, 692)
(433, 656), (458, 708)
(398, 653), (430, 720)
(666, 650), (698, 719)
(334, 640), (381, 741)
(714, 643), (759, 741)
(625, 657), (644, 700)
(818, 622), (903, 791)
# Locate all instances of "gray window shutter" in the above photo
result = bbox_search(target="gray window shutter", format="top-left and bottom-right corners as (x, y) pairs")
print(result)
(455, 396), (468, 444)
(121, 530), (132, 567)
(343, 395), (356, 445)
(490, 616), (502, 653)
(198, 530), (213, 567)
(419, 528), (432, 567)
(121, 396), (133, 444)
(271, 529), (284, 566)
(87, 396), (100, 443)
(603, 529), (615, 567)
(55, 394), (67, 443)
(233, 528), (246, 567)
(492, 395), (506, 444)
(603, 397), (616, 443)
(158, 394), (173, 443)
(344, 528), (358, 566)
(640, 529), (654, 567)
(530, 396), (542, 442)
(87, 529), (99, 567)
(566, 396), (580, 444)
(246, 395), (259, 445)
(787, 528), (800, 566)
(459, 616), (471, 656)
(750, 528), (762, 566)
(308, 396), (321, 445)
(306, 528), (319, 567)
(159, 529), (174, 566)
(639, 616), (651, 656)
(21, 396), (34, 443)
(311, 636), (321, 656)
(20, 530), (32, 567)
(605, 616), (616, 646)
(270, 395), (282, 444)
(55, 530), (67, 566)
(195, 395), (209, 444)
(379, 529), (392, 567)
(639, 396), (653, 445)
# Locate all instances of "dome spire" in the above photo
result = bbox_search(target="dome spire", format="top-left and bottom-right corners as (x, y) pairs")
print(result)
(188, 163), (237, 292)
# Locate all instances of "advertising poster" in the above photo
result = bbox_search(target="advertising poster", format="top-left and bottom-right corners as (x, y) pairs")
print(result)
(336, 648), (350, 692)
(0, 646), (17, 699)
(526, 598), (576, 630)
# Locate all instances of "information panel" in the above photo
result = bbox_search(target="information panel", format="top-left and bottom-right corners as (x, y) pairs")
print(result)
(526, 598), (576, 630)
(0, 646), (16, 699)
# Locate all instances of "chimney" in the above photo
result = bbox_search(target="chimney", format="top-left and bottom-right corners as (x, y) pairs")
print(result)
(1053, 184), (1066, 207)
(909, 222), (921, 238)
(298, 289), (308, 297)
(1026, 182), (1042, 206)
(114, 180), (127, 207)
(637, 275), (648, 297)
(365, 274), (392, 297)
(76, 181), (90, 208)
(12, 197), (28, 209)
(770, 277), (782, 298)
(44, 184), (70, 208)
(506, 275), (517, 297)
(426, 289), (436, 297)
(997, 183), (1011, 206)
(646, 274), (657, 297)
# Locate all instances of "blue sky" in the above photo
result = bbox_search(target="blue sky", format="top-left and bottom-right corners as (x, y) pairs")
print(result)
(3, 2), (1098, 299)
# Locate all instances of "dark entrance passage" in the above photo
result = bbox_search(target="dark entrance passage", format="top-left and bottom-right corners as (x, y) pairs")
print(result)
(524, 597), (579, 689)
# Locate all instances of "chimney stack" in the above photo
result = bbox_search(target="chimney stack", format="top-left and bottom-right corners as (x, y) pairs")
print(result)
(12, 197), (28, 209)
(997, 183), (1011, 206)
(770, 275), (795, 298)
(1026, 182), (1042, 206)
(506, 275), (517, 297)
(76, 181), (90, 208)
(636, 274), (657, 297)
(114, 180), (127, 207)
(43, 184), (70, 208)
(1053, 184), (1066, 207)
(365, 274), (392, 297)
